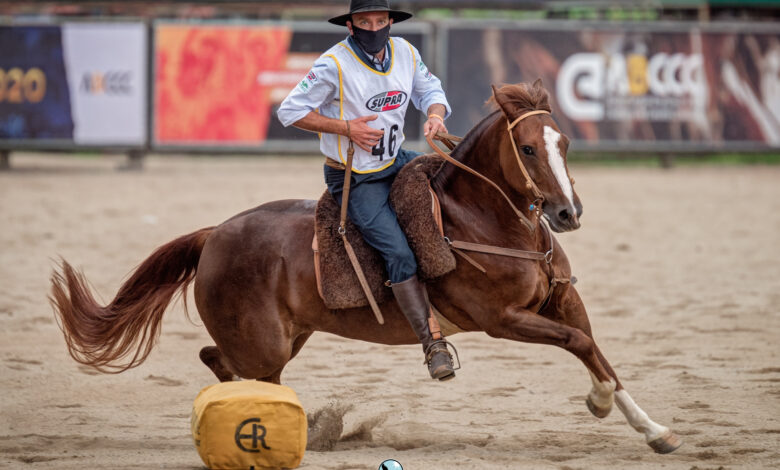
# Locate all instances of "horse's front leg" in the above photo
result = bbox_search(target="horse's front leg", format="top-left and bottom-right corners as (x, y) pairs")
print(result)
(482, 304), (615, 396)
(553, 286), (683, 454)
(484, 296), (681, 453)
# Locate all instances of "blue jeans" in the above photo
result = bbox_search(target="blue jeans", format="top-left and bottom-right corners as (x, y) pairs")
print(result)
(324, 148), (421, 283)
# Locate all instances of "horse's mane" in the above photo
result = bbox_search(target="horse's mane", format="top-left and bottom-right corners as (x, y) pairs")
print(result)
(486, 82), (552, 115)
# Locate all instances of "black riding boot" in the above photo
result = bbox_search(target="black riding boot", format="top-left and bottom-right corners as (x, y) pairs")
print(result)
(391, 275), (456, 381)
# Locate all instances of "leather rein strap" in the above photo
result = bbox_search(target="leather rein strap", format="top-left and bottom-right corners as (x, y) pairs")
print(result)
(425, 159), (569, 315)
(339, 138), (385, 325)
(425, 109), (551, 233)
(335, 109), (555, 324)
(339, 133), (444, 332)
(425, 110), (560, 270)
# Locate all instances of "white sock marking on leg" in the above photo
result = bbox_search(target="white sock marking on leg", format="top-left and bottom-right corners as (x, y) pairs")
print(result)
(543, 126), (575, 212)
(615, 389), (669, 442)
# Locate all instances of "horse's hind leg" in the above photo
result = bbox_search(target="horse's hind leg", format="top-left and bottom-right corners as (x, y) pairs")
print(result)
(256, 332), (313, 385)
(200, 330), (313, 385)
(199, 346), (235, 382)
(550, 286), (682, 454)
(200, 346), (285, 384)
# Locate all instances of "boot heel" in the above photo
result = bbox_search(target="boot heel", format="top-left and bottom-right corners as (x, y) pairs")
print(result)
(424, 340), (460, 380)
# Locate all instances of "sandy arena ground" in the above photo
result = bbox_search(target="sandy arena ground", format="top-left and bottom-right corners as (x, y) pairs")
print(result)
(0, 153), (778, 469)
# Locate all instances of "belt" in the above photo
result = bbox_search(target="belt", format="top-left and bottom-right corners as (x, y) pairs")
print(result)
(324, 158), (346, 170)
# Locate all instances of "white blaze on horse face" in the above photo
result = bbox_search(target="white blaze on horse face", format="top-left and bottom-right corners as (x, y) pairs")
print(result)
(543, 126), (575, 211)
(614, 389), (670, 442)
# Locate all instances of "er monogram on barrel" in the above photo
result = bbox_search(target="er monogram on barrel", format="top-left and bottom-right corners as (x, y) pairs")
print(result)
(191, 381), (306, 469)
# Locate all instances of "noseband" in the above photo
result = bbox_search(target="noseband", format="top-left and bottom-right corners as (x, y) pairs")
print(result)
(426, 109), (552, 232)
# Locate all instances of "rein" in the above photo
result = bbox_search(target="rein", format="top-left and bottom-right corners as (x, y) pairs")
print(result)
(426, 110), (571, 312)
(335, 109), (561, 324)
(425, 109), (551, 232)
(339, 139), (385, 324)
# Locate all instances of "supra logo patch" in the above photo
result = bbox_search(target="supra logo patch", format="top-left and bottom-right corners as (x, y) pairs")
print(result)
(366, 91), (408, 112)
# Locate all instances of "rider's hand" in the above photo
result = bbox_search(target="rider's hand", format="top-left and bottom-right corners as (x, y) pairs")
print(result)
(424, 115), (448, 139)
(347, 115), (385, 152)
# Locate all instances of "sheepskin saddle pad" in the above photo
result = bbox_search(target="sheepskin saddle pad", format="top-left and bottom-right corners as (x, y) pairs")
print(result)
(314, 154), (456, 310)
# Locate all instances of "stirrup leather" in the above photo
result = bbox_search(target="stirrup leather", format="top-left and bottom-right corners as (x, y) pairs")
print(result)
(423, 339), (461, 371)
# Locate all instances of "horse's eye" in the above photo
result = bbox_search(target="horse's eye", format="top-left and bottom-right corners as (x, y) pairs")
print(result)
(521, 146), (534, 156)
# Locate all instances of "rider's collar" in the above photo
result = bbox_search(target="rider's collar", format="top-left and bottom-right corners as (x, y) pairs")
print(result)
(347, 35), (391, 72)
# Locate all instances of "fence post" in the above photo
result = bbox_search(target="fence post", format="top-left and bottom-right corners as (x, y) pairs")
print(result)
(0, 150), (10, 171)
(119, 149), (145, 171)
(660, 153), (675, 169)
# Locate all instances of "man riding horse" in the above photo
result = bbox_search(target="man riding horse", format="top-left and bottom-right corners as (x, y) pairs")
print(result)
(277, 0), (457, 380)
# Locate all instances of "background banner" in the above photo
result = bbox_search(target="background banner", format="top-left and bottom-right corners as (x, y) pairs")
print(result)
(444, 23), (780, 150)
(0, 25), (74, 140)
(153, 22), (428, 149)
(154, 23), (293, 146)
(0, 22), (147, 147)
(62, 23), (147, 145)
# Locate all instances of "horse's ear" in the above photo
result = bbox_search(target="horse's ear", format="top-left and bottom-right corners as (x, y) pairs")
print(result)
(491, 84), (513, 118)
(532, 78), (543, 90)
(490, 84), (500, 102)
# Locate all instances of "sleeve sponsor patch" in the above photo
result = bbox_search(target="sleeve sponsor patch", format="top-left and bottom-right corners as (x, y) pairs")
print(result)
(417, 59), (432, 81)
(297, 69), (319, 93)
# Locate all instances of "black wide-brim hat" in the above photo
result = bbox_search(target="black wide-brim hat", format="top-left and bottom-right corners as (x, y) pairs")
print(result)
(328, 0), (412, 26)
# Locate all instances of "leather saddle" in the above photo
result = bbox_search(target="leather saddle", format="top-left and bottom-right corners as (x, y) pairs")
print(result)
(312, 154), (456, 310)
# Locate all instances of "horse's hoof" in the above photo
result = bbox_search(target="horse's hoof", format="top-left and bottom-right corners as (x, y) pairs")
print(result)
(648, 431), (683, 454)
(585, 396), (611, 418)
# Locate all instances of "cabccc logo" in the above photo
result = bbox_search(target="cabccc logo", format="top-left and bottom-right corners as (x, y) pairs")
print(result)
(80, 71), (133, 95)
(366, 90), (408, 112)
(556, 52), (707, 121)
(234, 417), (271, 453)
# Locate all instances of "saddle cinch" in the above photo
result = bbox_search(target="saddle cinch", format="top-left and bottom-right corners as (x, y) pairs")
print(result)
(312, 154), (463, 332)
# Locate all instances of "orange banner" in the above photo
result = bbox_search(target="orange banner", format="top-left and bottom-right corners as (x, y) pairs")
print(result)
(155, 25), (292, 144)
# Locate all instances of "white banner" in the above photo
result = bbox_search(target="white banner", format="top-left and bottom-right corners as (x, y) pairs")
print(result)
(62, 23), (147, 145)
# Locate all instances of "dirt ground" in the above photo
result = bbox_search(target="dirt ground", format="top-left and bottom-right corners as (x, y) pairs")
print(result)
(0, 153), (778, 470)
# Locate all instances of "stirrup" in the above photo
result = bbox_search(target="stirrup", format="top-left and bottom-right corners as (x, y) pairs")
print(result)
(424, 339), (461, 371)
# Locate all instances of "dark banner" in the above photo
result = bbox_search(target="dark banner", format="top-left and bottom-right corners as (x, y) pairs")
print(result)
(445, 24), (780, 150)
(154, 22), (427, 148)
(0, 26), (74, 140)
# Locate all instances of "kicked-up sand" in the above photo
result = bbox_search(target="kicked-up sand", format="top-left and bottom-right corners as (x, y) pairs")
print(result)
(0, 153), (778, 469)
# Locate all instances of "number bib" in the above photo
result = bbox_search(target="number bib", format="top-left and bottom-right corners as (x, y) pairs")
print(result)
(319, 37), (415, 173)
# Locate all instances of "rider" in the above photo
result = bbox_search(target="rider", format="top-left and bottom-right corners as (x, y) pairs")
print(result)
(277, 0), (456, 381)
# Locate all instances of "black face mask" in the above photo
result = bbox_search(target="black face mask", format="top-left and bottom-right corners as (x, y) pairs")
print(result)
(351, 23), (390, 55)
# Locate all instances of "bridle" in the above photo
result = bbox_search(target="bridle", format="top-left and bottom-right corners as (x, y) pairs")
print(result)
(426, 109), (552, 232)
(426, 108), (572, 313)
(506, 110), (549, 214)
(337, 107), (563, 325)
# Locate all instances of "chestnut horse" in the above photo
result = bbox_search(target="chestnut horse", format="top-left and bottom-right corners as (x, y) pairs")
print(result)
(51, 81), (681, 453)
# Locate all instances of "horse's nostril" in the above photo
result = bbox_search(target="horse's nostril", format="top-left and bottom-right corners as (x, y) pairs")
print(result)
(558, 209), (570, 220)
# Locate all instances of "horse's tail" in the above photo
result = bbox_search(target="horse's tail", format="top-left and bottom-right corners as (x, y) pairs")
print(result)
(49, 227), (215, 373)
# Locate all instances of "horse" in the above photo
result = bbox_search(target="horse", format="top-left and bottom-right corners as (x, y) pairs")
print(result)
(50, 80), (682, 454)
